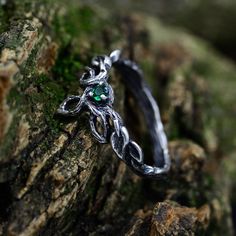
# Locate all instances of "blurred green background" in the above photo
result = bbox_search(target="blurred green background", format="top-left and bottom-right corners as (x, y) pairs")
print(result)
(83, 0), (236, 61)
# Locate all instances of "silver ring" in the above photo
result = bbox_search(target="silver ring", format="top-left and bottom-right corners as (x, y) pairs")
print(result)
(57, 50), (170, 177)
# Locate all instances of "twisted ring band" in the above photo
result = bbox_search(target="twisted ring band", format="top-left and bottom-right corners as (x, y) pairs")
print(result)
(57, 50), (170, 177)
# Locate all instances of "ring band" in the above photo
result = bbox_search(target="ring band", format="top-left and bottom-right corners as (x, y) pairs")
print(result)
(57, 50), (170, 177)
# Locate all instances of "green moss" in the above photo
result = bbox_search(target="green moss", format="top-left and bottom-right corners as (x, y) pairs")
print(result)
(52, 50), (84, 84)
(51, 4), (113, 88)
(53, 5), (106, 48)
(63, 6), (97, 36)
(0, 114), (21, 161)
(0, 7), (7, 34)
(32, 74), (65, 133)
(0, 1), (15, 35)
(14, 5), (103, 135)
(1, 21), (26, 50)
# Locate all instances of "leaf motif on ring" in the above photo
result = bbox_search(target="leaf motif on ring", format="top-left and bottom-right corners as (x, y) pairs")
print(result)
(110, 126), (129, 159)
(125, 141), (144, 165)
(89, 113), (108, 143)
(57, 95), (83, 116)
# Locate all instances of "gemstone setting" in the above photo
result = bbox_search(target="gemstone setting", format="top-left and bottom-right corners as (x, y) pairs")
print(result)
(91, 83), (110, 104)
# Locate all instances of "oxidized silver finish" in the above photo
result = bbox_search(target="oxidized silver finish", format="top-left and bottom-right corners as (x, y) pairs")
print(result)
(57, 50), (170, 177)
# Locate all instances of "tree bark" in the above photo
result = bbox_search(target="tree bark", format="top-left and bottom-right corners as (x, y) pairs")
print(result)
(0, 1), (236, 236)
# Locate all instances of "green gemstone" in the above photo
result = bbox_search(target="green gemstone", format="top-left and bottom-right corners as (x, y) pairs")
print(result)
(94, 95), (102, 101)
(92, 84), (109, 102)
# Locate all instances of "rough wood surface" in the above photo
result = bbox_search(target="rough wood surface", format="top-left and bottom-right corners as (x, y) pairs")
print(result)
(0, 1), (236, 236)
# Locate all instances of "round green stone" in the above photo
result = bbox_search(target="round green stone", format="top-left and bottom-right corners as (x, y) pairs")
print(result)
(92, 84), (109, 102)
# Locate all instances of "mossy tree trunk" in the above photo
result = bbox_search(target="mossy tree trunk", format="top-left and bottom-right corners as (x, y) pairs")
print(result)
(0, 1), (236, 236)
